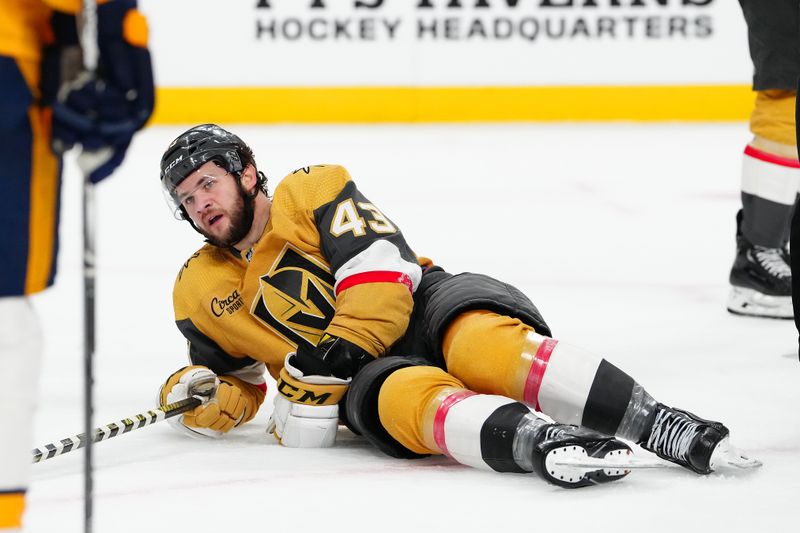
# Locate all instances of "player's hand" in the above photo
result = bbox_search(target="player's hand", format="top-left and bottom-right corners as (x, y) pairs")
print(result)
(292, 333), (375, 380)
(185, 379), (248, 433)
(267, 354), (349, 447)
(51, 0), (154, 183)
(267, 393), (340, 448)
(160, 366), (246, 438)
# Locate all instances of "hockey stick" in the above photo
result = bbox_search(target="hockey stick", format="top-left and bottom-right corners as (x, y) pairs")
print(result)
(79, 0), (98, 530)
(31, 396), (202, 464)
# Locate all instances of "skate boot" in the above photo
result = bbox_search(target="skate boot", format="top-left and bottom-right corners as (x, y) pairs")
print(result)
(531, 424), (632, 488)
(727, 214), (792, 319)
(638, 404), (729, 475)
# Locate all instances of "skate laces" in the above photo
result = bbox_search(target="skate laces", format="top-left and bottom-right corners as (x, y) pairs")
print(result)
(752, 246), (791, 279)
(543, 424), (574, 442)
(646, 409), (700, 461)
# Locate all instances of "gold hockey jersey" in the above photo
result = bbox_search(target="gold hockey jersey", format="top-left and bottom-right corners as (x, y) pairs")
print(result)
(173, 165), (424, 390)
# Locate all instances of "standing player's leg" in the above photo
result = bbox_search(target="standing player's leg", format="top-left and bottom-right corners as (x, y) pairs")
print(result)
(0, 54), (61, 530)
(728, 91), (797, 318)
(793, 87), (800, 356)
(730, 0), (800, 319)
(0, 299), (42, 531)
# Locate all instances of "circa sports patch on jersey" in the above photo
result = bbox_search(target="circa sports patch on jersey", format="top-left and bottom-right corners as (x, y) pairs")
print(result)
(250, 242), (336, 349)
(211, 289), (245, 318)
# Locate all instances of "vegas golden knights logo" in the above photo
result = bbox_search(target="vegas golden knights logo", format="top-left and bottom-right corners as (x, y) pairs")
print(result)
(251, 244), (336, 348)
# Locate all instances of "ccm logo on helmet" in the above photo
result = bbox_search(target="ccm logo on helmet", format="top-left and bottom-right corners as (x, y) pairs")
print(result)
(165, 154), (183, 172)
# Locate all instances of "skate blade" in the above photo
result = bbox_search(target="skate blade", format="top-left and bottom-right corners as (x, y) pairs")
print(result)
(545, 446), (634, 482)
(551, 455), (670, 471)
(553, 440), (763, 473)
(710, 437), (763, 471)
(727, 287), (792, 319)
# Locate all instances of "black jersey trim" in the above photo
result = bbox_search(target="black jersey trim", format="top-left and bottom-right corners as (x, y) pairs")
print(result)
(176, 318), (258, 374)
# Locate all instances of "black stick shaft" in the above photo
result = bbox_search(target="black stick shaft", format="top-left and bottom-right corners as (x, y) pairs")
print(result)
(83, 179), (95, 533)
(32, 397), (202, 464)
(81, 1), (98, 529)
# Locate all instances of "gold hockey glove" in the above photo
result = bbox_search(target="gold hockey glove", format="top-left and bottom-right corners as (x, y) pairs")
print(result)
(160, 366), (262, 437)
(184, 378), (246, 433)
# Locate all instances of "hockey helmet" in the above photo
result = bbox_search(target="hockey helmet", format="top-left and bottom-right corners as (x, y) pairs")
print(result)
(160, 124), (247, 219)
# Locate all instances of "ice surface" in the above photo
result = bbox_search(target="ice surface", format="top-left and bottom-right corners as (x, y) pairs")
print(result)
(27, 123), (800, 532)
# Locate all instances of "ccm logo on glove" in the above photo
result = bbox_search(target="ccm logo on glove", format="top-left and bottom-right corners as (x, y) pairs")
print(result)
(276, 367), (346, 406)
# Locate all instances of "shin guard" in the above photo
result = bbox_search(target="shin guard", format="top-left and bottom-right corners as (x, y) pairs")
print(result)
(741, 144), (800, 247)
(521, 332), (657, 442)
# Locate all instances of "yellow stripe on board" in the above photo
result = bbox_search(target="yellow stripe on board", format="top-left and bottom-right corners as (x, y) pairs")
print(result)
(152, 85), (755, 124)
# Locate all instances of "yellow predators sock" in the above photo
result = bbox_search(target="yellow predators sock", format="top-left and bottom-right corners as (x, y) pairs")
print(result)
(0, 491), (25, 529)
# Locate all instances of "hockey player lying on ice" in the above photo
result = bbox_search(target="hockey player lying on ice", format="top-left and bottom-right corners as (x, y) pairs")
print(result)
(157, 124), (757, 488)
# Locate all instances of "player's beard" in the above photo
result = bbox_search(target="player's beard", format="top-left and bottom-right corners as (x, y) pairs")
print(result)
(201, 184), (256, 248)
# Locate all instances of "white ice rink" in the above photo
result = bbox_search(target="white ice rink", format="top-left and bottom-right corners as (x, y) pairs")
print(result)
(26, 123), (800, 532)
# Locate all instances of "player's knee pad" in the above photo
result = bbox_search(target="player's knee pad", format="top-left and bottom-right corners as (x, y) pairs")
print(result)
(345, 356), (430, 459)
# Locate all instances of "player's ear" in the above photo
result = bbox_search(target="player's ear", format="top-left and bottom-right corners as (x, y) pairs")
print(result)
(241, 164), (258, 193)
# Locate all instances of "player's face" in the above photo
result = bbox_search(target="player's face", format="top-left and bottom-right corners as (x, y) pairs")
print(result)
(176, 161), (248, 246)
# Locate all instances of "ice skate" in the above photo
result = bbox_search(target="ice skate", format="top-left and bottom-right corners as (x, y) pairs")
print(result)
(531, 424), (632, 488)
(639, 404), (730, 474)
(727, 223), (792, 319)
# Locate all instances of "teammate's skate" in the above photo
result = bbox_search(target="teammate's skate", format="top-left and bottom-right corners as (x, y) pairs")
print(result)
(531, 424), (632, 488)
(728, 212), (792, 319)
(638, 404), (729, 474)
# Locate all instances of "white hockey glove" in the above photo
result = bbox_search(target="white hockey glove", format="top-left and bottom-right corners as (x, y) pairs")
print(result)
(266, 354), (349, 448)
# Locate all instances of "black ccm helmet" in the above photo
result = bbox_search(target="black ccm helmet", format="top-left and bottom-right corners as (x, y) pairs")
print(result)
(160, 124), (265, 220)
